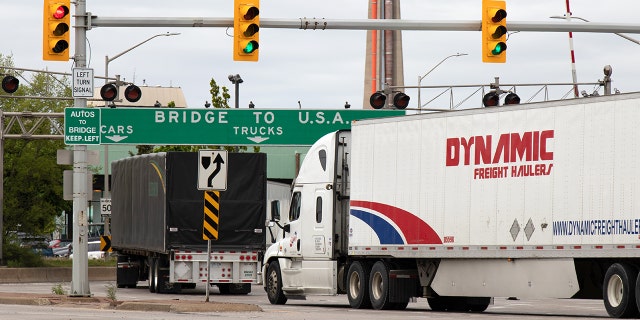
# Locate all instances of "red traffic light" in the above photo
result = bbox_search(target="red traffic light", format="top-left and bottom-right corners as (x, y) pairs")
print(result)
(124, 85), (142, 103)
(2, 75), (19, 94)
(52, 5), (69, 19)
(100, 84), (118, 101)
(482, 91), (500, 107)
(393, 93), (410, 109)
(369, 92), (386, 109)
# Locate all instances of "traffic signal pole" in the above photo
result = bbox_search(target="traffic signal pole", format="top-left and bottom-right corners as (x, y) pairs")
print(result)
(70, 0), (90, 297)
(89, 16), (640, 35)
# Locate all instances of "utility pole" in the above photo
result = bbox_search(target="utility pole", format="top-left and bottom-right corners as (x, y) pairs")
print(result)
(70, 0), (90, 297)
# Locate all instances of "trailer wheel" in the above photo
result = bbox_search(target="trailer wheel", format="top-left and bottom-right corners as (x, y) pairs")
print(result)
(347, 261), (372, 309)
(603, 263), (639, 318)
(369, 261), (394, 310)
(148, 258), (156, 293)
(266, 261), (288, 305)
(154, 257), (170, 294)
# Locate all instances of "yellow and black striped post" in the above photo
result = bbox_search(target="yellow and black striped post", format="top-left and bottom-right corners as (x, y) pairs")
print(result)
(203, 190), (220, 240)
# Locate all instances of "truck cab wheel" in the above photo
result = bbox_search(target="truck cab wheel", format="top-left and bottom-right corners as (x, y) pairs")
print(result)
(266, 261), (288, 304)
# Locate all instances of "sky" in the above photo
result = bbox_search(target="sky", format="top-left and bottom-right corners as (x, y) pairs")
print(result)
(4, 1), (640, 110)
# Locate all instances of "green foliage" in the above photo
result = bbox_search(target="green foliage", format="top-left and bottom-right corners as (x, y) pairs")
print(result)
(105, 282), (117, 301)
(51, 283), (67, 295)
(209, 78), (231, 109)
(0, 54), (72, 245)
(0, 55), (72, 241)
(3, 242), (46, 267)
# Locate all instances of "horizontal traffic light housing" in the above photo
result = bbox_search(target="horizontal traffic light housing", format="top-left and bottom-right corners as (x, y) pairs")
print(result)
(100, 84), (143, 103)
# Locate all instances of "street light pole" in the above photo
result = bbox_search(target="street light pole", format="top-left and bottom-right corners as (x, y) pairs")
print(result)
(228, 74), (243, 109)
(550, 14), (640, 98)
(102, 32), (180, 235)
(417, 53), (467, 111)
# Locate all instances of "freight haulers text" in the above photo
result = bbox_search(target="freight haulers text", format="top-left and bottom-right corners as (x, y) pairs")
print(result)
(446, 130), (554, 180)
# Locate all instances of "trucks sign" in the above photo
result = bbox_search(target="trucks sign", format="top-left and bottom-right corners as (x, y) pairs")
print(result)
(64, 108), (404, 146)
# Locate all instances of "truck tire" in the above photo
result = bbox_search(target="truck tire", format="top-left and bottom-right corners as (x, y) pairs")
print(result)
(266, 261), (287, 304)
(369, 261), (393, 310)
(148, 258), (156, 293)
(603, 263), (639, 318)
(347, 261), (372, 309)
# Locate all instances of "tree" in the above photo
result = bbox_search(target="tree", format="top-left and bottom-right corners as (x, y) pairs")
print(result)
(0, 54), (72, 239)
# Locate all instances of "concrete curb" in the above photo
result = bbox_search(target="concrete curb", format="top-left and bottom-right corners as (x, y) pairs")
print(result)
(0, 294), (262, 313)
(0, 267), (115, 283)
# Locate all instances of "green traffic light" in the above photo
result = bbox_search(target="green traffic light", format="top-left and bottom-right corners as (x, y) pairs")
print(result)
(491, 42), (507, 55)
(243, 40), (259, 54)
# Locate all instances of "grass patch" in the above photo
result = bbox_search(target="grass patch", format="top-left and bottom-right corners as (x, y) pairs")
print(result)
(43, 256), (117, 267)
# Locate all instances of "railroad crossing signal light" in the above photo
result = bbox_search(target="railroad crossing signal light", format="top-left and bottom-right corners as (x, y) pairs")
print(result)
(99, 84), (142, 103)
(124, 85), (142, 102)
(482, 0), (507, 63)
(483, 91), (500, 107)
(1, 76), (19, 94)
(393, 93), (410, 109)
(233, 0), (260, 62)
(43, 0), (71, 61)
(100, 84), (118, 101)
(369, 91), (386, 109)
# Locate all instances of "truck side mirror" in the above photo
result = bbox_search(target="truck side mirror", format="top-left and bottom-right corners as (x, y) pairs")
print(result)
(270, 200), (281, 222)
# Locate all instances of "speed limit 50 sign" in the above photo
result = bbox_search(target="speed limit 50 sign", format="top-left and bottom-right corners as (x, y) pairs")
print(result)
(100, 198), (112, 216)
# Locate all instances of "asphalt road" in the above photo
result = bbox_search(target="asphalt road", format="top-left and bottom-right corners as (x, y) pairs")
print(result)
(0, 281), (612, 320)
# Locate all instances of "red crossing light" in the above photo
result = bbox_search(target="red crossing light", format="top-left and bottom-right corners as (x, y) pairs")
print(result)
(1, 76), (19, 94)
(124, 85), (142, 103)
(369, 92), (386, 109)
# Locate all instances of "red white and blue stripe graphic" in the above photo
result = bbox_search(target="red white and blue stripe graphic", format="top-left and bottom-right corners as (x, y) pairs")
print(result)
(350, 200), (442, 245)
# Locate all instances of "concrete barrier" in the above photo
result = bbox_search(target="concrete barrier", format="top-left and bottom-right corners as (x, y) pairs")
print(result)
(0, 267), (116, 283)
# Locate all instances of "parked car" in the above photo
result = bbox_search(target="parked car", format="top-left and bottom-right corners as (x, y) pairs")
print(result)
(68, 241), (104, 259)
(52, 243), (72, 257)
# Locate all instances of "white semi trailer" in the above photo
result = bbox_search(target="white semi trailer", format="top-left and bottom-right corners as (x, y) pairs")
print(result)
(263, 92), (640, 318)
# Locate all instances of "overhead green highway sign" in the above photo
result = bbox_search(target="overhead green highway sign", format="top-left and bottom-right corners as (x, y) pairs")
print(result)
(64, 108), (405, 146)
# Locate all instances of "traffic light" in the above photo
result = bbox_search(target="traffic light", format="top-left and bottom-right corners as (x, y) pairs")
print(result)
(482, 0), (507, 63)
(43, 0), (71, 61)
(369, 92), (386, 109)
(504, 92), (521, 105)
(100, 84), (118, 101)
(393, 93), (410, 109)
(482, 91), (500, 107)
(124, 85), (142, 102)
(1, 76), (19, 94)
(233, 0), (260, 62)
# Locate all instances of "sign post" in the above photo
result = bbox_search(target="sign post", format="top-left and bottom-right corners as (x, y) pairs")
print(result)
(197, 150), (228, 302)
